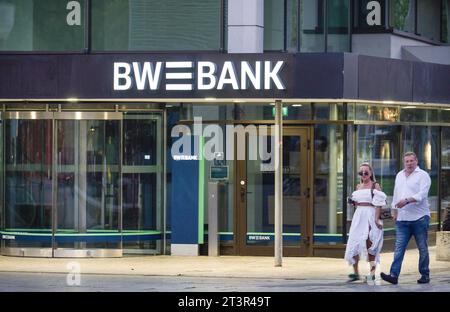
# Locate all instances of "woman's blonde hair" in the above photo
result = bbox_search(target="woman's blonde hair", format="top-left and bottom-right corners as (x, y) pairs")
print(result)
(359, 162), (376, 184)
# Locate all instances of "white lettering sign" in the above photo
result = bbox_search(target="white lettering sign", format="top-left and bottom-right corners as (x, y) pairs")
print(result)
(113, 60), (286, 91)
(66, 1), (81, 26)
(367, 1), (381, 26)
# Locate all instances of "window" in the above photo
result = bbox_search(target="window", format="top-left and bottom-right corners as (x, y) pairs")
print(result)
(355, 104), (400, 122)
(296, 0), (349, 52)
(390, 0), (443, 42)
(264, 0), (284, 51)
(0, 0), (85, 51)
(264, 0), (299, 51)
(390, 0), (416, 33)
(417, 0), (440, 41)
(443, 0), (450, 43)
(91, 0), (222, 51)
(300, 0), (325, 52)
(441, 128), (450, 230)
(400, 107), (439, 123)
(327, 0), (349, 52)
(356, 125), (400, 235)
(314, 124), (344, 244)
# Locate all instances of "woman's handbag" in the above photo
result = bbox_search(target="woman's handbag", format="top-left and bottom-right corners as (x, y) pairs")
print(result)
(371, 182), (392, 220)
(380, 208), (392, 220)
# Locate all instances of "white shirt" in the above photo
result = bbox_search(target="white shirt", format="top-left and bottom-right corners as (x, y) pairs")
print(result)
(392, 166), (431, 221)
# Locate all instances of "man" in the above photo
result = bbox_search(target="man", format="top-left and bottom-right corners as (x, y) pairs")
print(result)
(381, 152), (432, 285)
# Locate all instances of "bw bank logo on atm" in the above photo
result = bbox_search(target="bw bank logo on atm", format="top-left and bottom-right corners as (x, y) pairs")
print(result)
(113, 60), (285, 91)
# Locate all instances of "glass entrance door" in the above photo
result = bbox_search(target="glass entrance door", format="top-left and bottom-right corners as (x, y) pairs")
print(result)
(1, 112), (122, 257)
(54, 113), (121, 256)
(236, 127), (312, 256)
(1, 110), (164, 257)
(2, 112), (54, 256)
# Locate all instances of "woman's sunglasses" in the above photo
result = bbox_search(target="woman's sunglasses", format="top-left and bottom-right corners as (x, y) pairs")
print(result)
(358, 171), (370, 177)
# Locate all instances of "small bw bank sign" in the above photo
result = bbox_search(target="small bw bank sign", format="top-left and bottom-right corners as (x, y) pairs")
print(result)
(113, 60), (285, 91)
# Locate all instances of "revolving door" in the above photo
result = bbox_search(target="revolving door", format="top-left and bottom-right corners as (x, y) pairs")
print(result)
(0, 111), (164, 257)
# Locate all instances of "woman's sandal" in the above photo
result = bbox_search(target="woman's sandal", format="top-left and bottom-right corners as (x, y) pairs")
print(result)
(365, 274), (376, 285)
(347, 273), (360, 282)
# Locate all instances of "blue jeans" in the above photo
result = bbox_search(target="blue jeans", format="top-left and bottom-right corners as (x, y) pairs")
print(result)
(390, 215), (430, 278)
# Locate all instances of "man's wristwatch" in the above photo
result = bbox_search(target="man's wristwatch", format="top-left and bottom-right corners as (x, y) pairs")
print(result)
(405, 198), (409, 204)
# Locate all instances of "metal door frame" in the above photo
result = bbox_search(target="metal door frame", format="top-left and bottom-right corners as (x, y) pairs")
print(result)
(234, 126), (313, 256)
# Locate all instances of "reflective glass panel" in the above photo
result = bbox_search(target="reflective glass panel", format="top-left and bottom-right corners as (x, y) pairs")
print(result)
(264, 0), (299, 51)
(442, 128), (450, 230)
(92, 0), (221, 51)
(417, 0), (440, 41)
(314, 103), (344, 120)
(390, 0), (415, 33)
(55, 120), (121, 250)
(400, 107), (439, 122)
(245, 132), (306, 247)
(314, 125), (344, 244)
(0, 0), (85, 51)
(4, 119), (53, 248)
(402, 126), (439, 229)
(122, 113), (163, 253)
(356, 125), (400, 235)
(300, 0), (325, 52)
(264, 0), (284, 51)
(442, 108), (450, 122)
(327, 0), (349, 52)
(355, 104), (400, 122)
(443, 0), (450, 43)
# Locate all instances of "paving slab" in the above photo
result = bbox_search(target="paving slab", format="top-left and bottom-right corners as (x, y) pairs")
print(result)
(0, 246), (449, 281)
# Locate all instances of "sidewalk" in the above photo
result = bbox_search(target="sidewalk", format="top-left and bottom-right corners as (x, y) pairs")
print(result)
(1, 247), (449, 280)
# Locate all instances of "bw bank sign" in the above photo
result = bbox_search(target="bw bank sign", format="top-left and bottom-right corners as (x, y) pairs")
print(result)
(113, 60), (286, 91)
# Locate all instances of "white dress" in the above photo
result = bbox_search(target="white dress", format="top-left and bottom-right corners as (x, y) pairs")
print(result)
(344, 188), (387, 265)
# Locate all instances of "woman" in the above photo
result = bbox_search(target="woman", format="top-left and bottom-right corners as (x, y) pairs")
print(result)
(345, 163), (387, 284)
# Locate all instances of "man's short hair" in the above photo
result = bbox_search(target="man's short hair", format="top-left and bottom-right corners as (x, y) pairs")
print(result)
(403, 151), (417, 160)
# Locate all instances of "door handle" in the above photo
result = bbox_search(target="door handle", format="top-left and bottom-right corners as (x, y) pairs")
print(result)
(302, 236), (311, 245)
(240, 186), (246, 202)
(302, 187), (310, 198)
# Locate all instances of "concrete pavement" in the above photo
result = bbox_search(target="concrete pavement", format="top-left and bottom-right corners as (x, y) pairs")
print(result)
(0, 246), (449, 282)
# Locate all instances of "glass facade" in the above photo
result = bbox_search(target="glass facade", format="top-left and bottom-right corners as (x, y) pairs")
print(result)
(1, 110), (164, 255)
(264, 0), (299, 51)
(327, 0), (349, 52)
(2, 0), (448, 53)
(4, 119), (53, 248)
(92, 0), (222, 51)
(355, 124), (400, 235)
(54, 119), (121, 250)
(313, 124), (344, 244)
(0, 0), (85, 51)
(122, 113), (163, 252)
(390, 0), (415, 33)
(298, 0), (350, 52)
(389, 0), (444, 42)
(417, 0), (441, 41)
(264, 0), (284, 51)
(1, 102), (450, 257)
(442, 128), (450, 230)
(443, 0), (450, 43)
(402, 126), (439, 227)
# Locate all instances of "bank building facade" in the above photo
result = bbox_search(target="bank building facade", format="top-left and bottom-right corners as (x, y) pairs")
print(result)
(0, 0), (449, 258)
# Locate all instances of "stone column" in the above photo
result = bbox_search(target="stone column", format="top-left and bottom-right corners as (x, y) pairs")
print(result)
(227, 0), (264, 53)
